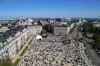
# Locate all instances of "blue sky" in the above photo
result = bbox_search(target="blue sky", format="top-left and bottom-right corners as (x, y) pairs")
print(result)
(0, 0), (100, 18)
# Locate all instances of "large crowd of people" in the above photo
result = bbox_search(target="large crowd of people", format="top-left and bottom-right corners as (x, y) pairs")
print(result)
(18, 35), (95, 66)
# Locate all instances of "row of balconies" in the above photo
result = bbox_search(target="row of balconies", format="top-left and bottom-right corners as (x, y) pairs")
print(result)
(0, 28), (37, 58)
(0, 30), (29, 58)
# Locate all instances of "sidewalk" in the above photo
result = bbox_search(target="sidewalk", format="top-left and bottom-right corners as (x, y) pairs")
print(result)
(12, 38), (32, 63)
(79, 42), (95, 66)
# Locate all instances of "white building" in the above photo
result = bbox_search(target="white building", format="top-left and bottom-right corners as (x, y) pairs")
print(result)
(0, 18), (42, 59)
(0, 27), (30, 59)
(77, 18), (87, 25)
(92, 21), (100, 27)
(54, 22), (74, 35)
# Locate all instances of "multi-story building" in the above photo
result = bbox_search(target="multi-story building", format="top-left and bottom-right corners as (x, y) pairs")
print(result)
(0, 26), (30, 59)
(92, 21), (100, 27)
(0, 26), (10, 32)
(54, 22), (74, 35)
(0, 18), (42, 59)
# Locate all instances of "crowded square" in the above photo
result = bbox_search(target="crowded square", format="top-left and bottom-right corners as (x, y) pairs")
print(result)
(18, 35), (95, 66)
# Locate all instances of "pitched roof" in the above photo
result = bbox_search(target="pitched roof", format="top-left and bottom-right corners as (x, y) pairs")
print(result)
(0, 26), (25, 43)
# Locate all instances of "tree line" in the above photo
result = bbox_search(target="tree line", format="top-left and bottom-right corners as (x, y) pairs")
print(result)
(82, 22), (100, 48)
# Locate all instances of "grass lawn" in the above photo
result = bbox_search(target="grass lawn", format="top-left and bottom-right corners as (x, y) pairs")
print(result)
(69, 25), (76, 34)
(14, 58), (20, 66)
(20, 46), (28, 56)
(28, 39), (32, 45)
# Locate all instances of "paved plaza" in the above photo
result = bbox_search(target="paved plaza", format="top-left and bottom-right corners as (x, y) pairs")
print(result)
(18, 35), (95, 66)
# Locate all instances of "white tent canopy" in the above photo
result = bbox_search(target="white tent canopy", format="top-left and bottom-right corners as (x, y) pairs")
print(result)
(36, 35), (42, 40)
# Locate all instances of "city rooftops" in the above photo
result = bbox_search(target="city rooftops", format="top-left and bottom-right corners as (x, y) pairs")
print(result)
(0, 26), (25, 43)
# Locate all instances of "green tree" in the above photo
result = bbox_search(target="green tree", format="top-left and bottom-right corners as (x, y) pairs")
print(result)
(82, 22), (94, 33)
(46, 24), (53, 33)
(40, 29), (45, 35)
(93, 34), (100, 48)
(46, 19), (49, 22)
(94, 27), (100, 34)
(42, 24), (47, 30)
(82, 22), (100, 49)
(0, 57), (14, 66)
(43, 24), (53, 33)
(38, 21), (42, 26)
(55, 18), (61, 22)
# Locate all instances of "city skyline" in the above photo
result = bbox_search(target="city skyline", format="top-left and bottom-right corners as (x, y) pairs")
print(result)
(0, 0), (100, 18)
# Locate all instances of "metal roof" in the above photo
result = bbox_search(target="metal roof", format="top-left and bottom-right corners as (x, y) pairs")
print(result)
(0, 26), (25, 43)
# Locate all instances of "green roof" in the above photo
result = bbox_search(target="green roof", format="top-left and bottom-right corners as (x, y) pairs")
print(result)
(54, 21), (73, 27)
(67, 22), (73, 25)
(66, 22), (73, 27)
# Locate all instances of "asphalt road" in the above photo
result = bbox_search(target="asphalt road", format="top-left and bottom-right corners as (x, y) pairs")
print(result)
(67, 24), (100, 66)
(82, 40), (100, 66)
(76, 24), (100, 66)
